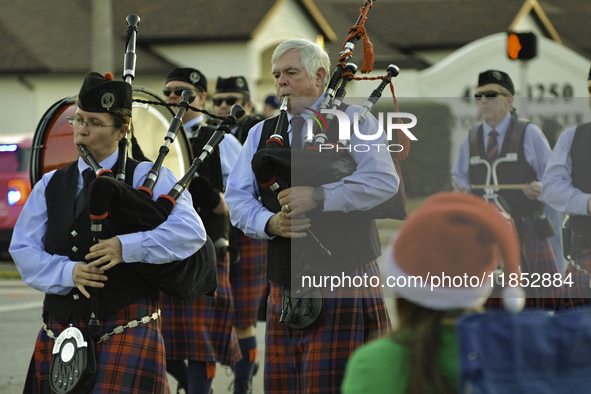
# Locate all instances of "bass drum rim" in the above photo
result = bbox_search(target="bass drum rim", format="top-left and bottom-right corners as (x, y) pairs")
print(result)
(30, 87), (193, 187)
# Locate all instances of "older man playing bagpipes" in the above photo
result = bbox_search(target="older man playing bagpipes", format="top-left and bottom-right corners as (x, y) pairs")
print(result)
(225, 32), (402, 392)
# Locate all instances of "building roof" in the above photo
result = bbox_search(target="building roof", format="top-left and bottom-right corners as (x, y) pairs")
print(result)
(0, 0), (589, 75)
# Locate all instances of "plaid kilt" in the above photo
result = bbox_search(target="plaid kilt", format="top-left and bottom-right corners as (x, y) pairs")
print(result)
(264, 260), (391, 394)
(24, 297), (169, 394)
(560, 247), (591, 309)
(160, 249), (241, 366)
(485, 218), (560, 310)
(231, 233), (268, 327)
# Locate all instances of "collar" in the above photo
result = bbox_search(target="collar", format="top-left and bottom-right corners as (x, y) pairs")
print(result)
(78, 149), (119, 180)
(287, 94), (325, 135)
(483, 113), (511, 139)
(184, 115), (204, 136)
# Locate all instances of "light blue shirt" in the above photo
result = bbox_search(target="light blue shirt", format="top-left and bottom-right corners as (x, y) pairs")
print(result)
(9, 149), (206, 295)
(185, 116), (241, 187)
(451, 112), (552, 190)
(542, 125), (591, 216)
(225, 94), (399, 240)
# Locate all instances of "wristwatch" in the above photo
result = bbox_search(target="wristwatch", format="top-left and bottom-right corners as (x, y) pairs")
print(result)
(313, 186), (325, 205)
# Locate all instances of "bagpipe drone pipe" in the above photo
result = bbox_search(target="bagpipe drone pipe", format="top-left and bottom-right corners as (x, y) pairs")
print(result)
(80, 101), (245, 305)
(79, 15), (243, 307)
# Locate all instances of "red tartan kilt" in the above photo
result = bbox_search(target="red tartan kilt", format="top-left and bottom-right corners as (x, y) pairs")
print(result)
(264, 260), (391, 394)
(231, 233), (268, 327)
(486, 220), (561, 310)
(560, 247), (591, 309)
(24, 297), (169, 394)
(160, 249), (241, 366)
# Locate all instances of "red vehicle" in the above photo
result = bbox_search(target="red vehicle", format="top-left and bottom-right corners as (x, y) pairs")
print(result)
(0, 133), (33, 251)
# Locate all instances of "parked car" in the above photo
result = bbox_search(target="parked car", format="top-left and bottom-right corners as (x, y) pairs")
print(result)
(0, 133), (33, 252)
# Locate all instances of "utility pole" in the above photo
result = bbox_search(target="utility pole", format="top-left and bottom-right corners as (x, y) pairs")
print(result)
(91, 0), (114, 73)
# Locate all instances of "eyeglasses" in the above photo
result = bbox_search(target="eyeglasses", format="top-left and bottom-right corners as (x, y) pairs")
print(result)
(162, 87), (198, 97)
(474, 90), (507, 100)
(212, 96), (240, 106)
(67, 116), (117, 131)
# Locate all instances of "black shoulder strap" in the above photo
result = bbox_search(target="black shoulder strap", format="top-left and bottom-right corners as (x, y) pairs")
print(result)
(468, 123), (483, 158)
(505, 111), (529, 154)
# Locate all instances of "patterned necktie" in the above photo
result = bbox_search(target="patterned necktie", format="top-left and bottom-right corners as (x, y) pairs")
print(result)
(486, 129), (499, 164)
(290, 116), (305, 150)
(74, 169), (94, 217)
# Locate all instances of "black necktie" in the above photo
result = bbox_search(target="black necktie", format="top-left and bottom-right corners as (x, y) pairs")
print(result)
(74, 169), (94, 218)
(290, 116), (305, 150)
(486, 129), (499, 164)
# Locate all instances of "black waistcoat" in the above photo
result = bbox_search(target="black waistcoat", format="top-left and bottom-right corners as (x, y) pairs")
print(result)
(468, 113), (543, 217)
(188, 123), (229, 245)
(565, 122), (591, 235)
(43, 158), (158, 326)
(256, 114), (381, 288)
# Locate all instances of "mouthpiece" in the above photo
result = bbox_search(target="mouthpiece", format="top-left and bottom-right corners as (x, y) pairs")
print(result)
(280, 95), (289, 112)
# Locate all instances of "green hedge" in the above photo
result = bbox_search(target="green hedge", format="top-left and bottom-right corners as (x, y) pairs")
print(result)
(373, 101), (452, 197)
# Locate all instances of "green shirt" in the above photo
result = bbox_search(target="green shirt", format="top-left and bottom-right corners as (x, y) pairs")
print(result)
(341, 325), (459, 394)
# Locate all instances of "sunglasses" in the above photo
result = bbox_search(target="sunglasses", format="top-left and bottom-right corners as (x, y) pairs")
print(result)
(474, 90), (506, 100)
(212, 96), (240, 106)
(162, 87), (197, 97)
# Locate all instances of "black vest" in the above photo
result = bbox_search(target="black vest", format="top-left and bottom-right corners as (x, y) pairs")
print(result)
(43, 158), (158, 326)
(234, 114), (263, 145)
(188, 123), (229, 246)
(565, 122), (591, 235)
(256, 114), (381, 288)
(468, 113), (543, 217)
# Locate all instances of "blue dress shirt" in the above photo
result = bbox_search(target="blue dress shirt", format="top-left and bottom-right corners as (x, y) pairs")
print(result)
(9, 149), (206, 295)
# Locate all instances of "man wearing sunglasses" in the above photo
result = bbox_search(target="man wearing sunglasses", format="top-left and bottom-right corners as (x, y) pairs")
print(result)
(542, 66), (591, 308)
(212, 76), (264, 145)
(451, 69), (559, 309)
(161, 67), (243, 394)
(212, 75), (268, 393)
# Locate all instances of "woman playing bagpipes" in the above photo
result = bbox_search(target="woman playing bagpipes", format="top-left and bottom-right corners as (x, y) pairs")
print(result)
(9, 71), (206, 393)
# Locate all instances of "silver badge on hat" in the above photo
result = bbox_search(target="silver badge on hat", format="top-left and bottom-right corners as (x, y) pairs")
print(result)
(492, 71), (502, 81)
(236, 77), (246, 89)
(190, 71), (201, 85)
(101, 92), (115, 111)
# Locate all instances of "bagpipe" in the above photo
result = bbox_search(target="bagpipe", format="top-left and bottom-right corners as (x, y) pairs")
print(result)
(80, 16), (249, 306)
(251, 0), (408, 233)
(31, 14), (245, 317)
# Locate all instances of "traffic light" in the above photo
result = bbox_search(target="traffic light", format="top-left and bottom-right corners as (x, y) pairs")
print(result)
(507, 32), (537, 60)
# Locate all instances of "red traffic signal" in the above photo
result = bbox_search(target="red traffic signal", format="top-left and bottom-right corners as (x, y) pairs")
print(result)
(507, 32), (537, 60)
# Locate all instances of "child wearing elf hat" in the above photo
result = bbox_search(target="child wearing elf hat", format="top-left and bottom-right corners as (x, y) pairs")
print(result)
(341, 192), (524, 394)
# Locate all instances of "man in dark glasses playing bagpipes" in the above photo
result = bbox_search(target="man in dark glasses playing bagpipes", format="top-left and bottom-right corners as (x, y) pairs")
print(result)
(160, 67), (243, 393)
(451, 69), (561, 309)
(225, 38), (398, 393)
(9, 71), (206, 393)
(213, 75), (268, 393)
